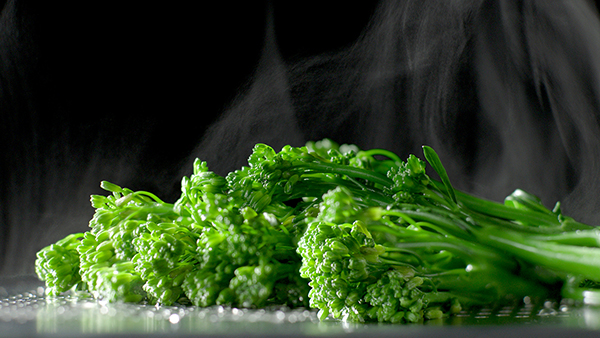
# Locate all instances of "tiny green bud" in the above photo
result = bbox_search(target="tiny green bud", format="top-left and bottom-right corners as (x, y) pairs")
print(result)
(406, 276), (424, 290)
(96, 240), (114, 252)
(111, 273), (132, 285)
(216, 288), (234, 305)
(390, 311), (406, 324)
(241, 207), (258, 220)
(424, 308), (444, 319)
(283, 175), (300, 194)
(115, 193), (134, 207)
(90, 195), (109, 208)
(317, 308), (330, 321)
(405, 311), (421, 323)
(100, 181), (123, 193)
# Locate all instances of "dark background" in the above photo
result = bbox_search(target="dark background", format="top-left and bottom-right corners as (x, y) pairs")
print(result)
(1, 1), (380, 199)
(0, 1), (380, 276)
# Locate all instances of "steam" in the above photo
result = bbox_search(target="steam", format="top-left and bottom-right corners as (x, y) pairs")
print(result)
(190, 0), (600, 224)
(187, 4), (304, 175)
(472, 0), (600, 223)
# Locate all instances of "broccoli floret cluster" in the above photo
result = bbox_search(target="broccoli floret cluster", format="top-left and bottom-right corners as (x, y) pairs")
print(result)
(35, 233), (84, 297)
(36, 156), (311, 308)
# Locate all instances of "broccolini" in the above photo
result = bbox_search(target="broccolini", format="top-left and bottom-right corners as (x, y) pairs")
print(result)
(34, 139), (600, 324)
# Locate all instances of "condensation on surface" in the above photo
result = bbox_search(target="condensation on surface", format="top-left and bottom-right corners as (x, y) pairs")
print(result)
(1, 287), (600, 336)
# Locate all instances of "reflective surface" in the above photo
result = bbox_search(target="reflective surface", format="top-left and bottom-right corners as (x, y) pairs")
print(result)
(2, 277), (600, 337)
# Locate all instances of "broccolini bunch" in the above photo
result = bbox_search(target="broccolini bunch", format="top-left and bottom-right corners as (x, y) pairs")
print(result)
(35, 156), (312, 308)
(78, 181), (186, 303)
(297, 186), (548, 323)
(35, 139), (600, 324)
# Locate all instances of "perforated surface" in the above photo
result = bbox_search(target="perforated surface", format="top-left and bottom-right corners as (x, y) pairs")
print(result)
(1, 277), (599, 337)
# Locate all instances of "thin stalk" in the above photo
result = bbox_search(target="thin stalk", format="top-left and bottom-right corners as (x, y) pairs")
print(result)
(380, 209), (462, 239)
(430, 180), (560, 227)
(526, 229), (600, 247)
(393, 208), (474, 241)
(360, 149), (403, 164)
(293, 162), (394, 187)
(477, 227), (600, 281)
(378, 257), (417, 268)
(468, 210), (564, 235)
(368, 223), (517, 272)
(288, 178), (393, 206)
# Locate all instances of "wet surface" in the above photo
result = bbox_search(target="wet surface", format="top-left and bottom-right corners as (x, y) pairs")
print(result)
(1, 277), (600, 337)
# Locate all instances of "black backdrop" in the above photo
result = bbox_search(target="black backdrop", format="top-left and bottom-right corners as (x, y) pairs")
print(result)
(0, 1), (380, 276)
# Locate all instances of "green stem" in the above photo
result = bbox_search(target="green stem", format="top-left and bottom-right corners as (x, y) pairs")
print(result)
(421, 189), (455, 211)
(422, 145), (457, 206)
(430, 180), (560, 227)
(380, 210), (418, 225)
(293, 162), (394, 187)
(476, 227), (600, 281)
(360, 149), (403, 164)
(377, 257), (417, 268)
(526, 229), (600, 247)
(381, 209), (461, 238)
(393, 207), (474, 241)
(368, 223), (517, 272)
(133, 191), (168, 204)
(288, 178), (393, 206)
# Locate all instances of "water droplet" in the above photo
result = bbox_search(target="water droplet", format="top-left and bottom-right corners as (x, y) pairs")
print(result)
(288, 314), (298, 323)
(538, 307), (557, 316)
(56, 306), (66, 315)
(168, 313), (180, 324)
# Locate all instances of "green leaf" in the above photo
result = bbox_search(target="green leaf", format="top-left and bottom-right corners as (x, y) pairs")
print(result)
(100, 181), (123, 193)
(422, 146), (457, 205)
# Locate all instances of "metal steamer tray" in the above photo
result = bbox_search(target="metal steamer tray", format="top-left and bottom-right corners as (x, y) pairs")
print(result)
(1, 276), (600, 338)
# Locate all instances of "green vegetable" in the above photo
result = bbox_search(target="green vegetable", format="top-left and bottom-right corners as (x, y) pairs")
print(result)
(35, 233), (84, 296)
(34, 139), (600, 324)
(297, 186), (548, 323)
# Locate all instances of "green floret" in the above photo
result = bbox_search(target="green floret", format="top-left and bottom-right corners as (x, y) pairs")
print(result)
(175, 159), (310, 309)
(131, 221), (199, 305)
(225, 142), (394, 215)
(77, 181), (191, 303)
(89, 261), (145, 303)
(363, 268), (455, 323)
(35, 233), (84, 296)
(180, 198), (308, 308)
